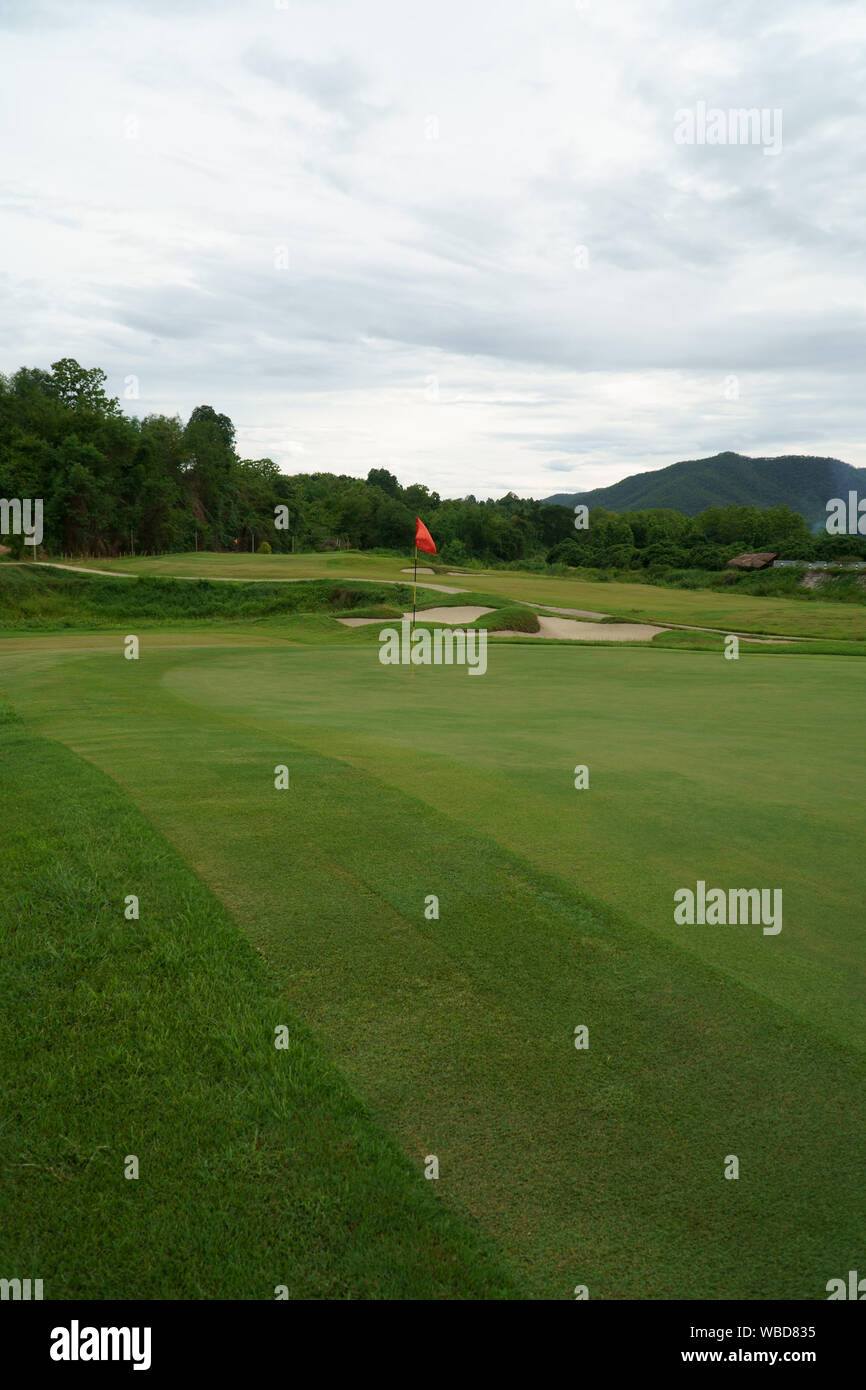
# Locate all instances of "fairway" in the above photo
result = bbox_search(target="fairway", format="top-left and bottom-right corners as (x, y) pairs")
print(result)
(2, 619), (863, 1299)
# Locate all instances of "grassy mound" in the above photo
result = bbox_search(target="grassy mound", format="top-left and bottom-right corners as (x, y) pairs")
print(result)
(0, 705), (522, 1299)
(477, 605), (540, 633)
(0, 566), (413, 630)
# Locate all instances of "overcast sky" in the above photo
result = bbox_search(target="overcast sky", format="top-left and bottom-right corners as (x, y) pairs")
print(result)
(2, 0), (865, 497)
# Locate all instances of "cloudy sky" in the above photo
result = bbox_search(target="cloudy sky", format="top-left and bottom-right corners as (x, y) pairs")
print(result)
(2, 0), (865, 497)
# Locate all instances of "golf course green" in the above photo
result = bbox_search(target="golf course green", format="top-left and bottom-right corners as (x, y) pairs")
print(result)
(1, 559), (863, 1299)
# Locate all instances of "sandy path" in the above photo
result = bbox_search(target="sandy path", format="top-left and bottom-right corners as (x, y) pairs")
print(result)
(35, 562), (137, 578)
(527, 602), (609, 620)
(24, 562), (467, 595)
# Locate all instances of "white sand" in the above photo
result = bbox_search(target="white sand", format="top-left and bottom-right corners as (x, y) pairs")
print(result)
(401, 566), (435, 574)
(338, 605), (493, 627)
(495, 616), (665, 641)
(401, 606), (493, 624)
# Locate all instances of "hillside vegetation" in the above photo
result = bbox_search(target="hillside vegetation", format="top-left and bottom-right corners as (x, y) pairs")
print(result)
(4, 362), (865, 570)
(546, 450), (866, 526)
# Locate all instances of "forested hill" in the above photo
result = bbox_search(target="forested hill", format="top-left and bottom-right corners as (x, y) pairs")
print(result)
(546, 452), (866, 526)
(0, 358), (577, 560)
(1, 361), (863, 567)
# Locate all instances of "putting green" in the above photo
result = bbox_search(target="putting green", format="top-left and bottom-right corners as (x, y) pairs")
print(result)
(2, 630), (863, 1299)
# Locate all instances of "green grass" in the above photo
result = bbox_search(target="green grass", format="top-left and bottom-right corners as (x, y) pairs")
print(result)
(0, 702), (523, 1300)
(0, 566), (418, 631)
(2, 631), (863, 1299)
(0, 567), (529, 640)
(477, 605), (541, 633)
(43, 550), (866, 640)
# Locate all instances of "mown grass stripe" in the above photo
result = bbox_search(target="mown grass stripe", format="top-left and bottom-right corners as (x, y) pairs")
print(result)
(0, 711), (524, 1300)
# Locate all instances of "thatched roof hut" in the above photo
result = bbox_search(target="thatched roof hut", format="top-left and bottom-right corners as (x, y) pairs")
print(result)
(726, 551), (778, 571)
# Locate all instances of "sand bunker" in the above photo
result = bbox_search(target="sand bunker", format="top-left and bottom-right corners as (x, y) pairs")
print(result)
(338, 606), (493, 627)
(495, 616), (665, 641)
(401, 566), (435, 574)
(402, 606), (493, 624)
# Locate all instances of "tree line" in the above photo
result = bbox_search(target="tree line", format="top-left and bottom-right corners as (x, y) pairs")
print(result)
(1, 359), (862, 568)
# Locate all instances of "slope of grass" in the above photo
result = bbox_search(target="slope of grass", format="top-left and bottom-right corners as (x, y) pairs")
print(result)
(0, 565), (419, 630)
(0, 703), (523, 1300)
(0, 567), (529, 642)
(2, 639), (863, 1299)
(45, 551), (865, 640)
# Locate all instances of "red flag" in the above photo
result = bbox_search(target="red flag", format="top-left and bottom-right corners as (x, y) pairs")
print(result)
(415, 517), (437, 554)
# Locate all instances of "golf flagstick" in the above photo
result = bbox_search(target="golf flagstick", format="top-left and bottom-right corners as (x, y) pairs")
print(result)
(411, 543), (417, 677)
(411, 518), (436, 677)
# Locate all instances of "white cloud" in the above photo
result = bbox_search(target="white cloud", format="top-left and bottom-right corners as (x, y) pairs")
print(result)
(1, 0), (864, 497)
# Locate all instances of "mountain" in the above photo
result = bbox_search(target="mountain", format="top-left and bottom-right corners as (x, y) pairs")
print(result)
(545, 452), (866, 526)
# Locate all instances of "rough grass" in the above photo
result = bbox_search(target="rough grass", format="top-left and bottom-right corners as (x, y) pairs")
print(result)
(0, 566), (413, 630)
(652, 564), (866, 603)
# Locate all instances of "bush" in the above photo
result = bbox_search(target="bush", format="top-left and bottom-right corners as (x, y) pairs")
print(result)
(440, 538), (469, 565)
(641, 542), (689, 569)
(4, 533), (28, 560)
(257, 541), (272, 554)
(688, 544), (727, 571)
(479, 606), (540, 633)
(546, 539), (584, 566)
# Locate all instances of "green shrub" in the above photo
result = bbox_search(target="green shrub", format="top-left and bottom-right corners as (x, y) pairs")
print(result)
(257, 541), (272, 554)
(440, 538), (469, 565)
(546, 539), (583, 566)
(479, 606), (540, 633)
